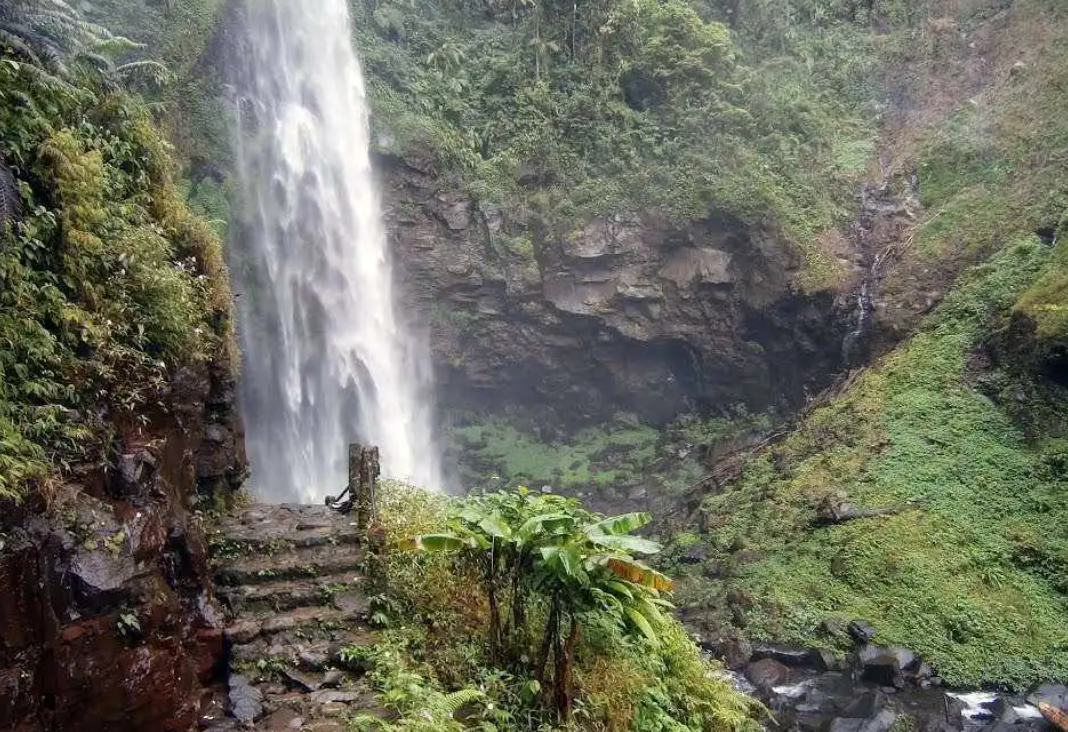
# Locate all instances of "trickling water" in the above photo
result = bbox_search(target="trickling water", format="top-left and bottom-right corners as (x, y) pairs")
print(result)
(229, 0), (441, 501)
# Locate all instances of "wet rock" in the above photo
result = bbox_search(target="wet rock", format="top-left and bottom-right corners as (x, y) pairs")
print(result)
(745, 658), (791, 690)
(309, 690), (362, 704)
(228, 675), (264, 723)
(299, 651), (329, 670)
(857, 645), (907, 688)
(696, 632), (752, 670)
(263, 615), (298, 634)
(283, 668), (323, 692)
(753, 643), (817, 667)
(680, 544), (708, 564)
(321, 670), (345, 689)
(812, 648), (839, 673)
(68, 545), (139, 610)
(264, 707), (303, 730)
(332, 591), (369, 617)
(830, 710), (898, 732)
(1027, 685), (1068, 709)
(849, 620), (878, 644)
(840, 692), (889, 719)
(226, 620), (262, 644)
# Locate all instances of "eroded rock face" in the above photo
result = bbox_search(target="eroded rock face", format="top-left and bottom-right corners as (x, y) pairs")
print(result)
(0, 363), (246, 732)
(380, 151), (857, 426)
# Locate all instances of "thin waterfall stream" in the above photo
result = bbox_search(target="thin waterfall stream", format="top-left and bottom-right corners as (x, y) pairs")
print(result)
(229, 0), (441, 502)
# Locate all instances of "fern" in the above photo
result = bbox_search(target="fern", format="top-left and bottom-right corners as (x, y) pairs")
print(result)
(434, 687), (484, 717)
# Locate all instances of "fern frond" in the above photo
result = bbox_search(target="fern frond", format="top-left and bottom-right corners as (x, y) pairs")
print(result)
(434, 687), (484, 717)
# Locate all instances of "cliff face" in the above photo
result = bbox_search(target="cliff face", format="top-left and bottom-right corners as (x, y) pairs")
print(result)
(0, 363), (245, 732)
(381, 152), (858, 427)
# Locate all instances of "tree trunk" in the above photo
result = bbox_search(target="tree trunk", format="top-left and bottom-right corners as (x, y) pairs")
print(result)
(536, 595), (558, 687)
(553, 611), (580, 719)
(487, 551), (502, 663)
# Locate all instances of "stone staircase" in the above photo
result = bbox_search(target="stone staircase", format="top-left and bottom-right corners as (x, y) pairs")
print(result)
(201, 504), (386, 732)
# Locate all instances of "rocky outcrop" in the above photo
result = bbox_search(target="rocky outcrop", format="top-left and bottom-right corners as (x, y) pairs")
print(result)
(0, 363), (246, 732)
(381, 151), (859, 426)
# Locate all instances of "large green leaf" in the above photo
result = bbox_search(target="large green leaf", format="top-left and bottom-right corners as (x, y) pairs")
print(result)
(588, 512), (652, 536)
(478, 513), (513, 540)
(395, 533), (473, 552)
(589, 533), (662, 554)
(625, 606), (659, 646)
(517, 512), (575, 541)
(540, 544), (584, 578)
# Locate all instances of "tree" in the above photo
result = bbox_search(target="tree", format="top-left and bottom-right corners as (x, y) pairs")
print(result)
(399, 488), (676, 719)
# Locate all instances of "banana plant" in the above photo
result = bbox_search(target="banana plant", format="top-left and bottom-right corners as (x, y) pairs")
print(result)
(397, 487), (676, 719)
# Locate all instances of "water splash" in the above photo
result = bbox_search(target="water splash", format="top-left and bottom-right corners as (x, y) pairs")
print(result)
(229, 0), (441, 501)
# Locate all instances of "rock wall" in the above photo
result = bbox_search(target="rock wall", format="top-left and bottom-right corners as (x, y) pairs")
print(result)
(381, 150), (857, 427)
(0, 361), (246, 732)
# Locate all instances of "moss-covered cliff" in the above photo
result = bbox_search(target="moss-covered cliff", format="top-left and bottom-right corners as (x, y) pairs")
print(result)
(0, 3), (245, 729)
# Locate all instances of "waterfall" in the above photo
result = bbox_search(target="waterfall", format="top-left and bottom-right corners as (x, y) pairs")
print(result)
(229, 0), (441, 501)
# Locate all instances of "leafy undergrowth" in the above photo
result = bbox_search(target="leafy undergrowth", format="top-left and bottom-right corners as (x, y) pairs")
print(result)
(353, 481), (760, 732)
(900, 0), (1068, 268)
(349, 0), (918, 286)
(0, 2), (233, 502)
(674, 239), (1068, 688)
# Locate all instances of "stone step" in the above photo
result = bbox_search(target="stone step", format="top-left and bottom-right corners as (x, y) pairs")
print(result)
(210, 504), (360, 554)
(230, 627), (377, 669)
(218, 572), (367, 615)
(213, 544), (363, 586)
(225, 600), (371, 645)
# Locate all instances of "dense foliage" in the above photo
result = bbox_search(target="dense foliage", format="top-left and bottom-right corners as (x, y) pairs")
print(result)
(358, 483), (759, 732)
(0, 0), (232, 502)
(664, 0), (1068, 690)
(679, 239), (1068, 687)
(351, 0), (915, 283)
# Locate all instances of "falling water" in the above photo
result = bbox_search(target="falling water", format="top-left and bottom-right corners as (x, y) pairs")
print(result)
(229, 0), (441, 501)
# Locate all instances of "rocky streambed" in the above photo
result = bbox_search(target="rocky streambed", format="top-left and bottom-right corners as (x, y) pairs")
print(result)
(701, 623), (1066, 732)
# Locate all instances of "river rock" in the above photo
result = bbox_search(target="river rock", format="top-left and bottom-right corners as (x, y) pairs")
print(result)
(753, 643), (817, 667)
(840, 692), (889, 719)
(857, 645), (914, 688)
(229, 675), (264, 723)
(745, 658), (791, 690)
(1027, 684), (1068, 708)
(848, 620), (878, 644)
(830, 710), (898, 732)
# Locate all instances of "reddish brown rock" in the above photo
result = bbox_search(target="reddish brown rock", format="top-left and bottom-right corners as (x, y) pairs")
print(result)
(0, 362), (245, 732)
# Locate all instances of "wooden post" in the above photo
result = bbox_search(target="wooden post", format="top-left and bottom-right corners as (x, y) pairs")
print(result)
(349, 443), (380, 533)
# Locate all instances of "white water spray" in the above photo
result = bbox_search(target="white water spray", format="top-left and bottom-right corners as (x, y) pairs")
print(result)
(230, 0), (441, 501)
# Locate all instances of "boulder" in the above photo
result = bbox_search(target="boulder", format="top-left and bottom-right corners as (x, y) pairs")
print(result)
(830, 709), (898, 732)
(753, 644), (820, 668)
(745, 658), (791, 690)
(228, 675), (264, 723)
(840, 692), (889, 719)
(1028, 685), (1068, 709)
(848, 620), (878, 644)
(857, 646), (903, 688)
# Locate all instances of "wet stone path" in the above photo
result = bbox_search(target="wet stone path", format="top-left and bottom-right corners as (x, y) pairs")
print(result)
(200, 504), (386, 732)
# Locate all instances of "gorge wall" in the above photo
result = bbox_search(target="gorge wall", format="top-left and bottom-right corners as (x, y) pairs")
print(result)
(381, 149), (862, 427)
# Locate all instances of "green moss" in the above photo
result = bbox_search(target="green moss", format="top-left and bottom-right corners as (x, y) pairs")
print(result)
(0, 14), (234, 502)
(449, 416), (660, 489)
(684, 240), (1068, 688)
